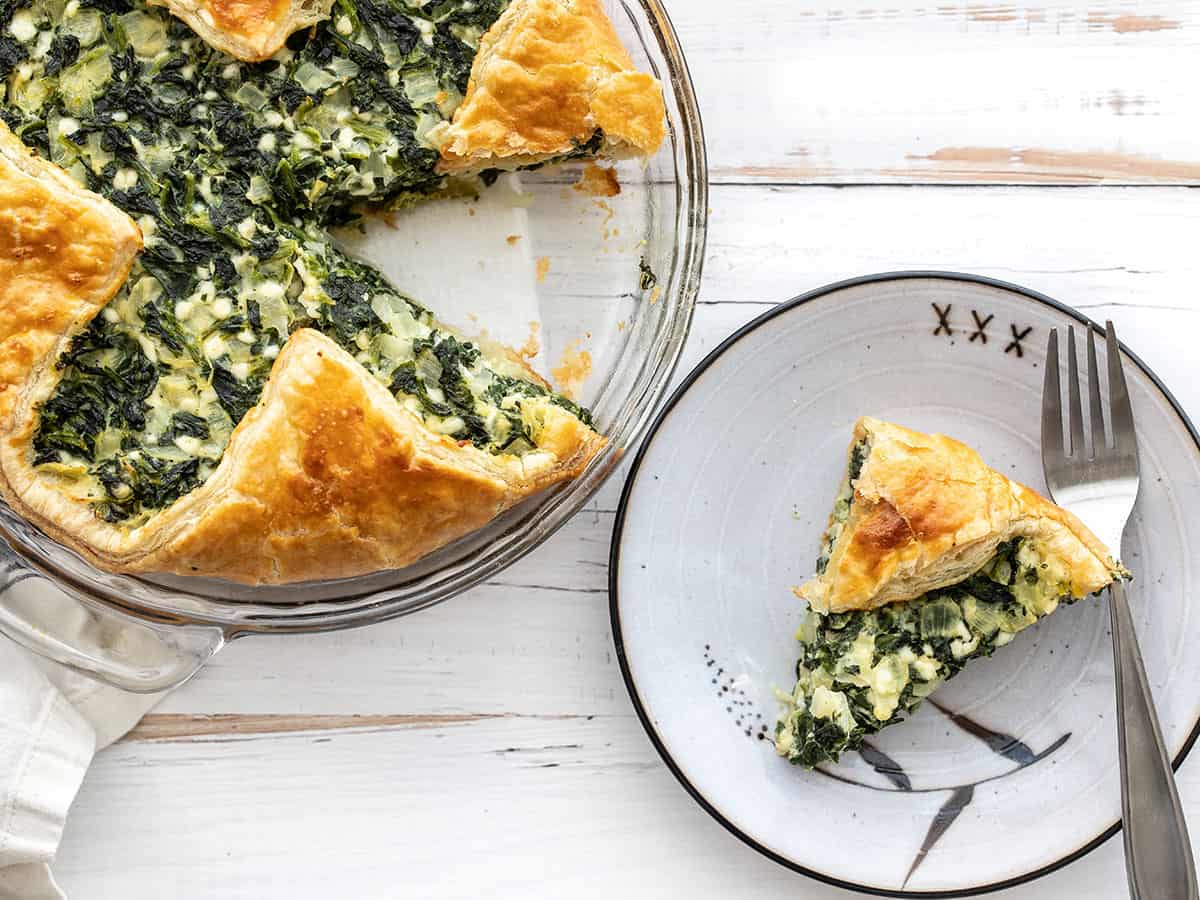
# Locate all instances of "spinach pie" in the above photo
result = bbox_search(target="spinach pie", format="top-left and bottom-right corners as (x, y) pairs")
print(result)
(776, 417), (1125, 768)
(0, 0), (665, 583)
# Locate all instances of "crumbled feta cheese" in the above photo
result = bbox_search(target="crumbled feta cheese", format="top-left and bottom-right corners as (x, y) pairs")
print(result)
(174, 301), (194, 320)
(212, 298), (233, 318)
(257, 133), (276, 153)
(202, 334), (227, 358)
(236, 217), (257, 240)
(257, 280), (285, 300)
(231, 362), (251, 380)
(113, 168), (138, 190)
(57, 117), (80, 137)
(335, 16), (353, 35)
(8, 11), (37, 42)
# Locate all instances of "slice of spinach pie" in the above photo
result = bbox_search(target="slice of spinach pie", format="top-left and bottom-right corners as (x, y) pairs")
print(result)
(775, 417), (1124, 769)
(0, 0), (663, 584)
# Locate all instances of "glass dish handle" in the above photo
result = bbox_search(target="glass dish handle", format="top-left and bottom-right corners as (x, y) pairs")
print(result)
(0, 557), (225, 694)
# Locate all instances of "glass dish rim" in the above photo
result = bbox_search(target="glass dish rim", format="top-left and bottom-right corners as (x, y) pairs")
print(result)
(607, 270), (1200, 897)
(0, 0), (708, 634)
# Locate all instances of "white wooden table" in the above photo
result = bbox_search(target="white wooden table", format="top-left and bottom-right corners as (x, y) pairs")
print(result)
(55, 2), (1200, 896)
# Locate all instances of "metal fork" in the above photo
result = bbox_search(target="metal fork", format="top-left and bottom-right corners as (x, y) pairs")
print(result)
(1042, 322), (1197, 900)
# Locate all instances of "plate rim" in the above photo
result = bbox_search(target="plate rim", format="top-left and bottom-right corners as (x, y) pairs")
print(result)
(608, 270), (1200, 898)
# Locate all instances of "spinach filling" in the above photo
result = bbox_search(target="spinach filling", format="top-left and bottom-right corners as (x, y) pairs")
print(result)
(814, 438), (868, 576)
(0, 0), (602, 526)
(776, 538), (1076, 769)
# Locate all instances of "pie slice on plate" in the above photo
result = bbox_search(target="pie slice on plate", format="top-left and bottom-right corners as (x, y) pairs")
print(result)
(775, 417), (1125, 768)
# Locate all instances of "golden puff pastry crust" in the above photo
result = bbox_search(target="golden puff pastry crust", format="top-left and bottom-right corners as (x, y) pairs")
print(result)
(799, 417), (1119, 614)
(1, 329), (605, 584)
(435, 0), (666, 174)
(150, 0), (332, 61)
(0, 123), (141, 428)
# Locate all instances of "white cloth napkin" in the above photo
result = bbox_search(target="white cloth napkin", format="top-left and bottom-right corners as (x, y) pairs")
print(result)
(0, 597), (163, 900)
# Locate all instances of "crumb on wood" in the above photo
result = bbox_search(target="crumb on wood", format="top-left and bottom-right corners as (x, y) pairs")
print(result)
(593, 199), (615, 225)
(506, 235), (521, 246)
(551, 339), (592, 400)
(574, 162), (621, 198)
(517, 321), (540, 362)
(536, 256), (551, 283)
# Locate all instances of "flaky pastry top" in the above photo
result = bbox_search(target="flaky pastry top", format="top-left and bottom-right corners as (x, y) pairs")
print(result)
(799, 417), (1119, 614)
(436, 0), (666, 174)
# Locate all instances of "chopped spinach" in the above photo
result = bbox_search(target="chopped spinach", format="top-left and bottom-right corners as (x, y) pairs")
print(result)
(0, 36), (24, 80)
(210, 362), (263, 424)
(323, 273), (384, 346)
(93, 455), (202, 522)
(847, 439), (868, 483)
(43, 34), (80, 76)
(163, 411), (210, 442)
(777, 539), (1071, 768)
(33, 324), (158, 462)
(637, 258), (657, 292)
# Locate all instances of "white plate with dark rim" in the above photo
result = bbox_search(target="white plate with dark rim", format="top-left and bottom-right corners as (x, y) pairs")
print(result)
(609, 273), (1200, 896)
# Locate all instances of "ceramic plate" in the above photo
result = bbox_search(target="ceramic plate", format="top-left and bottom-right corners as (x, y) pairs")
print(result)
(610, 273), (1200, 896)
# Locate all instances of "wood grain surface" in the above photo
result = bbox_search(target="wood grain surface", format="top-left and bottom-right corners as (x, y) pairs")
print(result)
(50, 0), (1200, 896)
(688, 0), (1200, 184)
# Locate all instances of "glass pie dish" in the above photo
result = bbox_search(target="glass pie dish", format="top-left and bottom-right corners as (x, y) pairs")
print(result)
(0, 0), (706, 692)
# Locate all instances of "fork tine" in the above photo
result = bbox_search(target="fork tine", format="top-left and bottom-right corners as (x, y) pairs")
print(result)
(1105, 321), (1137, 457)
(1042, 328), (1064, 460)
(1086, 326), (1106, 455)
(1067, 328), (1086, 457)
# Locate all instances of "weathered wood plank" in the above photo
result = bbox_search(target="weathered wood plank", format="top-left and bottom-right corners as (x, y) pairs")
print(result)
(124, 713), (521, 742)
(667, 0), (1200, 183)
(53, 711), (1200, 899)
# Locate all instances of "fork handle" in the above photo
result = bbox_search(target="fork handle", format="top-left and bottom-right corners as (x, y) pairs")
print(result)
(1111, 580), (1199, 900)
